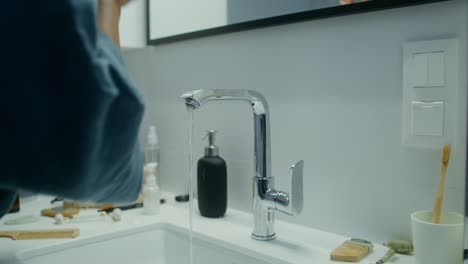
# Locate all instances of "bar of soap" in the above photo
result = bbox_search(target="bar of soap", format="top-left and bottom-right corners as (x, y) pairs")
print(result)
(330, 241), (370, 262)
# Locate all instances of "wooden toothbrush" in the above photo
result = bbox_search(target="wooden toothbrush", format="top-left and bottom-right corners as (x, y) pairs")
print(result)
(432, 144), (451, 224)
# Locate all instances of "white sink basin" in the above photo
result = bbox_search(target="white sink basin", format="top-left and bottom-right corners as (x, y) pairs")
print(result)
(20, 223), (271, 264)
(2, 195), (415, 264)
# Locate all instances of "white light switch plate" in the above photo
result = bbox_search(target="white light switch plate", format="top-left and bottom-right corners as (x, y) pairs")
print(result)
(402, 39), (459, 148)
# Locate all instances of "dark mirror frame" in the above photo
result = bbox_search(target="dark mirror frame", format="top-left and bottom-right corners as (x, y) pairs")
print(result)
(147, 0), (450, 45)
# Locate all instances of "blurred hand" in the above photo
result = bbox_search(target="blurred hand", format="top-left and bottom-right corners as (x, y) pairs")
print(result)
(97, 0), (123, 46)
(120, 0), (131, 6)
(339, 0), (369, 4)
(98, 0), (130, 8)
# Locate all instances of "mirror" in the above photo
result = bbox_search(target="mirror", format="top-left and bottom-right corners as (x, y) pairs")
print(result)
(148, 0), (449, 44)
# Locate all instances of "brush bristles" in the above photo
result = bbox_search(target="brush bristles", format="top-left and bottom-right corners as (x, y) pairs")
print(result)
(442, 144), (451, 164)
(1, 229), (80, 240)
(16, 231), (76, 240)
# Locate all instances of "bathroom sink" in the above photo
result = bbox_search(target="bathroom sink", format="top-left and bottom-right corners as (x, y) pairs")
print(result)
(20, 223), (271, 264)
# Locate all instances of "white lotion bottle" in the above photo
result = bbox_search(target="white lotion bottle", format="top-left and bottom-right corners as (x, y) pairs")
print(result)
(143, 163), (160, 215)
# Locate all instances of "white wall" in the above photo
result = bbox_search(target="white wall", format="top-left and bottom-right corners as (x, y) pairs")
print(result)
(123, 0), (467, 243)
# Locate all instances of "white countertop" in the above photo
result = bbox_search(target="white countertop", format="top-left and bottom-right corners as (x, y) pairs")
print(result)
(0, 194), (420, 264)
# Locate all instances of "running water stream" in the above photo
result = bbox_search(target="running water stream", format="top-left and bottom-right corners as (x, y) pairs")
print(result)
(187, 108), (194, 264)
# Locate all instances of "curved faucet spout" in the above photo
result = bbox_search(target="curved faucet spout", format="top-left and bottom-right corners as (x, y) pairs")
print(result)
(181, 89), (268, 115)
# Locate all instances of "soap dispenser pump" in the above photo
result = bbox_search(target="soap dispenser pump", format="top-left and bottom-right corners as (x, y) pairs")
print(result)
(197, 130), (227, 218)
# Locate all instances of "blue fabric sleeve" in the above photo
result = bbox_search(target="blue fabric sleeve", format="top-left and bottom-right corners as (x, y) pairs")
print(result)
(0, 1), (145, 218)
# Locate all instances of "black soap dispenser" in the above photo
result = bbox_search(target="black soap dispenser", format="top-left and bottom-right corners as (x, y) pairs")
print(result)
(197, 130), (227, 218)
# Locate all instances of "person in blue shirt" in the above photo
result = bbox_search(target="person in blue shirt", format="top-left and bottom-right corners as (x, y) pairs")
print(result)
(0, 0), (145, 217)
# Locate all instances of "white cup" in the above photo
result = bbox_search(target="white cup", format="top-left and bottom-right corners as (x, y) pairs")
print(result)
(411, 210), (464, 264)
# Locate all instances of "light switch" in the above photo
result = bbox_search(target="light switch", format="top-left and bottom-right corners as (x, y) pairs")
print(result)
(412, 51), (445, 87)
(413, 53), (428, 87)
(411, 101), (444, 136)
(427, 52), (445, 86)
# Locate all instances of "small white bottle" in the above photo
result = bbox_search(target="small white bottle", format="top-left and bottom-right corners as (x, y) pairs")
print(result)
(143, 163), (160, 215)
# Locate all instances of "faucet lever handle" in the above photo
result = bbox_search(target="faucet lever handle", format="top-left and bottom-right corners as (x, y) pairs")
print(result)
(290, 160), (304, 216)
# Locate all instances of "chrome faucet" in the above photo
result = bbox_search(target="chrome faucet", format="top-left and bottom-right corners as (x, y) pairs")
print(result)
(181, 89), (304, 241)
